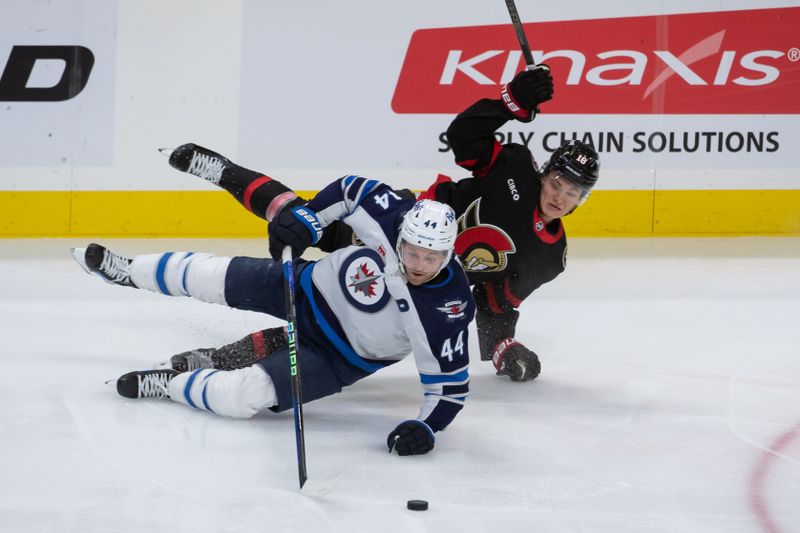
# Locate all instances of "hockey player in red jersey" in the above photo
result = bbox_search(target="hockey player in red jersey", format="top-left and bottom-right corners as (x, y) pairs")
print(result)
(159, 65), (599, 383)
(425, 66), (599, 383)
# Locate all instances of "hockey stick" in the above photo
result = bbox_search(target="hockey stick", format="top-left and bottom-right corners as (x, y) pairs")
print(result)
(282, 245), (308, 489)
(504, 0), (535, 67)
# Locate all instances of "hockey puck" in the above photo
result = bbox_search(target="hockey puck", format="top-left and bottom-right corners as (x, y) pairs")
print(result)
(407, 499), (428, 511)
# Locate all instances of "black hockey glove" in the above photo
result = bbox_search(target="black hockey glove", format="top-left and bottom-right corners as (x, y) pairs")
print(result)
(492, 337), (541, 382)
(268, 201), (323, 260)
(500, 65), (554, 123)
(387, 419), (435, 456)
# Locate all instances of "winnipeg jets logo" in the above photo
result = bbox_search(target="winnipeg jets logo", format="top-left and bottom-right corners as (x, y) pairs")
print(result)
(338, 249), (389, 313)
(348, 262), (381, 298)
(437, 300), (467, 319)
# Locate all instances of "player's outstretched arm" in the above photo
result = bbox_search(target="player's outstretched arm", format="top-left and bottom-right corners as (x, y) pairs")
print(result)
(446, 66), (554, 176)
(473, 282), (541, 382)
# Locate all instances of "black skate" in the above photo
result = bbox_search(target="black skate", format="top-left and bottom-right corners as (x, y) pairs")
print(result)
(71, 243), (136, 287)
(116, 369), (178, 399)
(165, 143), (230, 185)
(169, 348), (215, 373)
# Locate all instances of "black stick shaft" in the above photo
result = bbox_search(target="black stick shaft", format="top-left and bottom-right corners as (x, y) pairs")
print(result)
(282, 246), (307, 489)
(504, 0), (535, 67)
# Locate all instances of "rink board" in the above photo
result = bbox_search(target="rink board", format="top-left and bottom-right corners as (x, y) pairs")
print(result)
(2, 189), (798, 237)
(1, 2), (798, 237)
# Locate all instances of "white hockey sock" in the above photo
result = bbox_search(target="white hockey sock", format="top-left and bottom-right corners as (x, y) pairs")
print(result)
(129, 252), (231, 305)
(168, 366), (278, 419)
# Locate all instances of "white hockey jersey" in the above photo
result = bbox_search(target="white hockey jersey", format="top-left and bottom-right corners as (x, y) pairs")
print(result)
(297, 176), (475, 431)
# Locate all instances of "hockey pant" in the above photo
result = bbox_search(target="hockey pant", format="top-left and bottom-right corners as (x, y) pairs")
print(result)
(128, 252), (370, 417)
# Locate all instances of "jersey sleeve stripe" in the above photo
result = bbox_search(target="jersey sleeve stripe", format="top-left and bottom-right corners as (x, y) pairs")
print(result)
(425, 392), (469, 396)
(484, 281), (504, 314)
(419, 364), (469, 377)
(434, 396), (467, 405)
(474, 140), (503, 177)
(355, 179), (379, 206)
(442, 383), (469, 396)
(343, 175), (361, 202)
(419, 369), (469, 384)
(503, 277), (523, 308)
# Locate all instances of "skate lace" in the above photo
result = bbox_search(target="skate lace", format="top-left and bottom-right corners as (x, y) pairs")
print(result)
(139, 372), (172, 398)
(188, 152), (225, 184)
(100, 251), (131, 283)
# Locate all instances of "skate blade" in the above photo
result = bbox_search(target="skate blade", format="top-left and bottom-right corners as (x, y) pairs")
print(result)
(157, 147), (174, 158)
(70, 247), (92, 274)
(70, 246), (122, 286)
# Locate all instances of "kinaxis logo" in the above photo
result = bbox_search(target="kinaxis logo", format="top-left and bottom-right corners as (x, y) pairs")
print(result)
(392, 7), (800, 114)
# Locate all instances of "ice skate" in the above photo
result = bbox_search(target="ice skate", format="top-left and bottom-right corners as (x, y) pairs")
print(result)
(168, 348), (215, 373)
(164, 143), (230, 185)
(116, 369), (178, 399)
(71, 243), (136, 287)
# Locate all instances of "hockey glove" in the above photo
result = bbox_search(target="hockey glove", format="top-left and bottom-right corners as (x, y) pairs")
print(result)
(492, 337), (541, 382)
(387, 419), (435, 456)
(500, 65), (554, 123)
(268, 202), (323, 260)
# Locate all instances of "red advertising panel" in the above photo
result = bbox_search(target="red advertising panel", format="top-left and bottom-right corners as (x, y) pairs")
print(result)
(392, 7), (800, 114)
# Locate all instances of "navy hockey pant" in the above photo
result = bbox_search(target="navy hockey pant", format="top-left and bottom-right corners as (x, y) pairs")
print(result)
(224, 257), (371, 412)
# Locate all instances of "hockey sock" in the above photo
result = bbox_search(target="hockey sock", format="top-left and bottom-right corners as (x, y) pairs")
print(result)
(168, 367), (278, 418)
(218, 166), (298, 222)
(128, 252), (231, 305)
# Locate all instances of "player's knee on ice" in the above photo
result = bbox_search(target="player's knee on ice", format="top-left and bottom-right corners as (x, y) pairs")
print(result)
(168, 366), (277, 418)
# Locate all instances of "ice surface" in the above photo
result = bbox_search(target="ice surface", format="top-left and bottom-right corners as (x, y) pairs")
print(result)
(1, 237), (798, 533)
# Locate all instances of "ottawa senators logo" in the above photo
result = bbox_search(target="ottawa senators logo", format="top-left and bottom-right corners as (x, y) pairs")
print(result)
(454, 198), (516, 273)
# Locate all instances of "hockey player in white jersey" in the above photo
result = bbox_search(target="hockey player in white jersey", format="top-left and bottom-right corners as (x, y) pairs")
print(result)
(73, 176), (474, 456)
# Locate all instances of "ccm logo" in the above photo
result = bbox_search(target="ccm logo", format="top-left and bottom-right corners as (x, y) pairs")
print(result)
(0, 46), (94, 102)
(392, 7), (800, 114)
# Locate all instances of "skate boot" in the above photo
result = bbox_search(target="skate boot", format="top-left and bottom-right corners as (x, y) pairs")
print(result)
(166, 143), (230, 185)
(168, 348), (215, 373)
(116, 369), (178, 399)
(71, 243), (136, 287)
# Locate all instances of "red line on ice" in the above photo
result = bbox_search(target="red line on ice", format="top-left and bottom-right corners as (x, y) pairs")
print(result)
(748, 423), (800, 533)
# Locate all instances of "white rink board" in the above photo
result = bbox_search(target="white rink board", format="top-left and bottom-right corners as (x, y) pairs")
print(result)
(0, 0), (798, 193)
